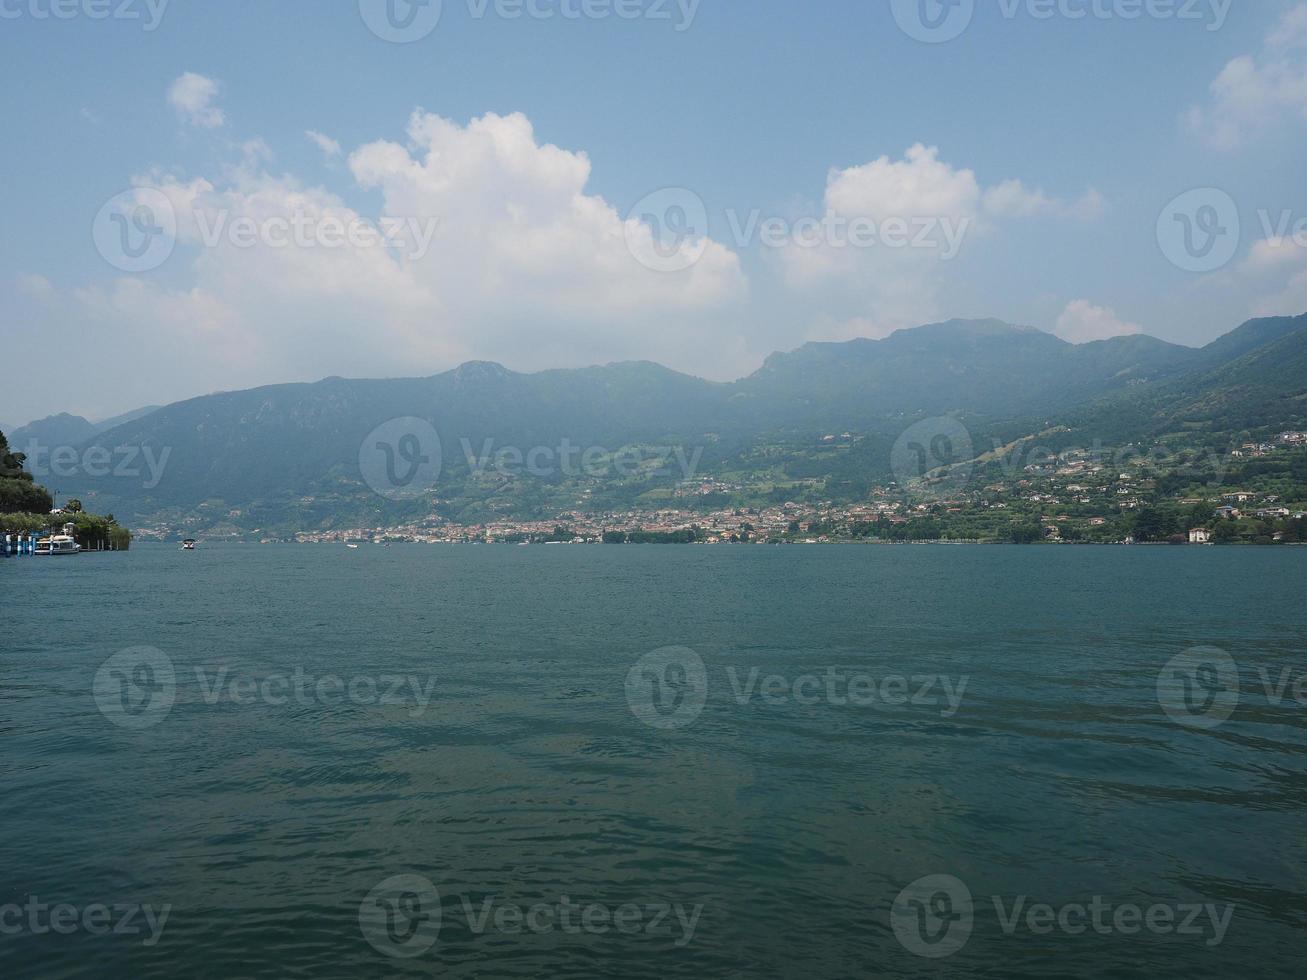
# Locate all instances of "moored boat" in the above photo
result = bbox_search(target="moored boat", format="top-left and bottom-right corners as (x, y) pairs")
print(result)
(36, 525), (82, 556)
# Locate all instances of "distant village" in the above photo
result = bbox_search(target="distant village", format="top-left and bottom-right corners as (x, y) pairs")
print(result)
(259, 430), (1307, 547)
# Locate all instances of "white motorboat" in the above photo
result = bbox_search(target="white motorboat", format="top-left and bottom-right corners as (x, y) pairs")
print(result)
(36, 533), (82, 556)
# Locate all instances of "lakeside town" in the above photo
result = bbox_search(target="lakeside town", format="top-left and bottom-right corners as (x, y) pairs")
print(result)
(132, 431), (1307, 547)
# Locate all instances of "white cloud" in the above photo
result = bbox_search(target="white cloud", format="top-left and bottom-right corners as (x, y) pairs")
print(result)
(306, 130), (342, 159)
(1186, 5), (1307, 150)
(1054, 300), (1143, 344)
(346, 110), (744, 329)
(779, 145), (1102, 343)
(40, 110), (747, 398)
(1235, 233), (1307, 317)
(983, 180), (1105, 221)
(168, 73), (225, 129)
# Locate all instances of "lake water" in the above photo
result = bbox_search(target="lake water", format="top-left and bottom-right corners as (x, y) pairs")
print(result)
(2, 544), (1305, 978)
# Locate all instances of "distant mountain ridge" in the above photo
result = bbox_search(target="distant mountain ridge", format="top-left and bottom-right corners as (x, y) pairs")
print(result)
(9, 406), (160, 449)
(41, 314), (1307, 529)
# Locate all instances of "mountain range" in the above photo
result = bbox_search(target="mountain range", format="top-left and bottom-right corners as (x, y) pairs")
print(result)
(10, 313), (1306, 532)
(8, 406), (161, 450)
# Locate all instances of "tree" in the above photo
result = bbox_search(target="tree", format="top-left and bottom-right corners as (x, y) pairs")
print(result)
(65, 499), (83, 514)
(0, 429), (55, 514)
(1132, 507), (1177, 543)
(1008, 523), (1043, 544)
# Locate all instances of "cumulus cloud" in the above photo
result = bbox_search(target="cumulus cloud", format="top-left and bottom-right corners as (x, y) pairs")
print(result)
(306, 130), (342, 159)
(33, 110), (747, 400)
(1186, 5), (1307, 150)
(779, 144), (1102, 343)
(1054, 300), (1143, 344)
(168, 73), (225, 129)
(347, 110), (743, 326)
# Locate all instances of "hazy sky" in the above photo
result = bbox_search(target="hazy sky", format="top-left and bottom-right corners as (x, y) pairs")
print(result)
(3, 0), (1307, 424)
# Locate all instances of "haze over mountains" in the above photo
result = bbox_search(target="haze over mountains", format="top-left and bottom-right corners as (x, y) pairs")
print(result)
(12, 313), (1307, 532)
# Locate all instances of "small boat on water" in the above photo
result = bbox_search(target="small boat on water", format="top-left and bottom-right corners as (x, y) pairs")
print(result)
(36, 524), (82, 556)
(182, 539), (197, 551)
(346, 543), (360, 549)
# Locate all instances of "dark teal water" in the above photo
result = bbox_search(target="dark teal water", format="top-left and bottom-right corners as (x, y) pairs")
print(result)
(2, 544), (1305, 978)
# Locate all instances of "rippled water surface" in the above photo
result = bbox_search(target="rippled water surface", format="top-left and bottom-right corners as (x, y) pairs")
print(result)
(2, 544), (1305, 978)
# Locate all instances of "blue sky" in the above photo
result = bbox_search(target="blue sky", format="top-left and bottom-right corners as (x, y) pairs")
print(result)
(3, 0), (1307, 424)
